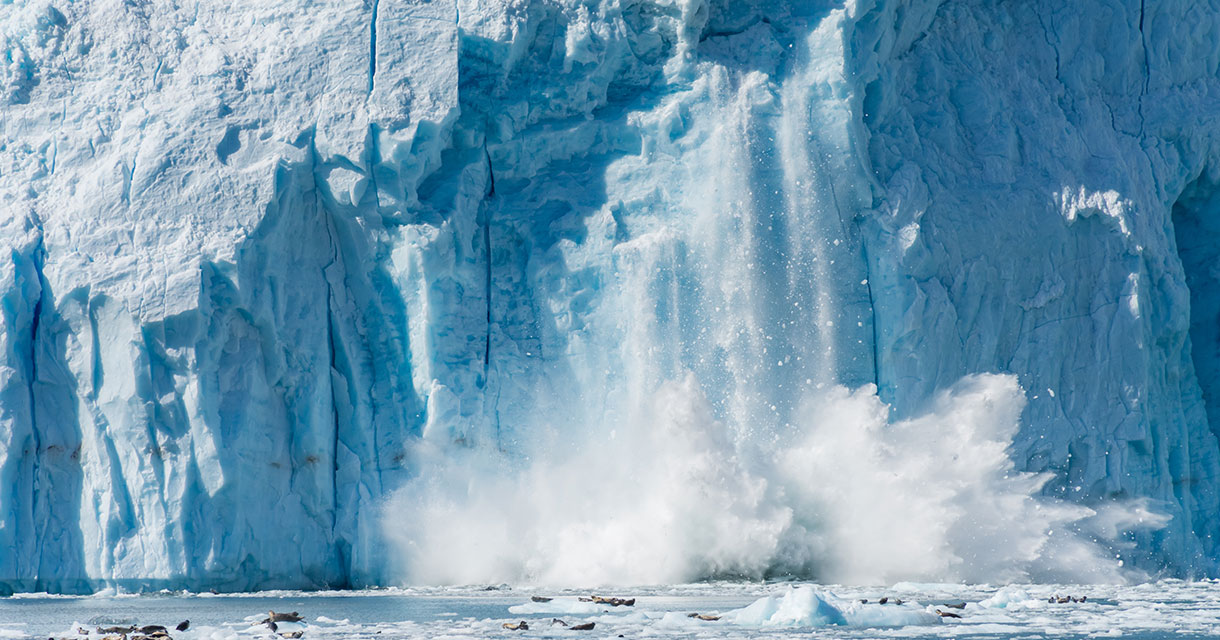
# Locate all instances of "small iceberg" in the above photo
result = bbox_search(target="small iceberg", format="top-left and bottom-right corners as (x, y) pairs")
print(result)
(727, 587), (940, 628)
(977, 586), (1041, 609)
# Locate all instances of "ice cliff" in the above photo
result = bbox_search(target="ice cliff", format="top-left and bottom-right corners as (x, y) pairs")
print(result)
(3, 0), (1220, 591)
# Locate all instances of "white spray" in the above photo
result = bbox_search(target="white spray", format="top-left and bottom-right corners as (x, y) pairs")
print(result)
(385, 373), (1163, 586)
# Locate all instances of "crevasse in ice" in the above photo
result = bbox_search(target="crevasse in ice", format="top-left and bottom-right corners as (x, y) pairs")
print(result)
(3, 0), (1220, 591)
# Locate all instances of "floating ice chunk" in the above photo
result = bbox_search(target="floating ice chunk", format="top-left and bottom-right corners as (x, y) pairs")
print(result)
(977, 586), (1038, 609)
(653, 611), (703, 628)
(507, 598), (606, 615)
(727, 587), (846, 627)
(727, 587), (939, 629)
(839, 601), (942, 627)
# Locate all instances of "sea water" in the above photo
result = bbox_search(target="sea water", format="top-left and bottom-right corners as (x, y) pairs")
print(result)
(2, 582), (1218, 639)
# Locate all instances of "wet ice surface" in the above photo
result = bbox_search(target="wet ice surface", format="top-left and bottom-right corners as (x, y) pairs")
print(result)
(1, 582), (1219, 639)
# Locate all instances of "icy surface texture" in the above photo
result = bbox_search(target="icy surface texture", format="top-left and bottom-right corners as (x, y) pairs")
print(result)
(8, 583), (1220, 639)
(2, 0), (1220, 591)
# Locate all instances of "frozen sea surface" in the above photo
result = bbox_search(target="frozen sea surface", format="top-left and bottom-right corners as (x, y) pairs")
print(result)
(1, 582), (1218, 639)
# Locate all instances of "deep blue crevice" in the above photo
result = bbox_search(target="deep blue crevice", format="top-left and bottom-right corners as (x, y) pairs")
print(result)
(368, 0), (380, 93)
(1174, 176), (1220, 445)
(482, 145), (495, 380)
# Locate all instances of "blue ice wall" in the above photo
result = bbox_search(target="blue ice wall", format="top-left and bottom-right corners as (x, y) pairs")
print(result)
(2, 0), (1220, 590)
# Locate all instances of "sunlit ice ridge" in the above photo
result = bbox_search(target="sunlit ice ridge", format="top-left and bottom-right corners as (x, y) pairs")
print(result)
(3, 0), (1220, 593)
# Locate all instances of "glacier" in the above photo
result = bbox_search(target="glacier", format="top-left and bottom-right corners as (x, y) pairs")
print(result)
(3, 0), (1220, 592)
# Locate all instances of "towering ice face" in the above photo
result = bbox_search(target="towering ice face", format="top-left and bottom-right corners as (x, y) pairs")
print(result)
(2, 0), (1220, 591)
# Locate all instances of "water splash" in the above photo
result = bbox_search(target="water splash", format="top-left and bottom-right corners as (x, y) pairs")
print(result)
(383, 373), (1164, 586)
